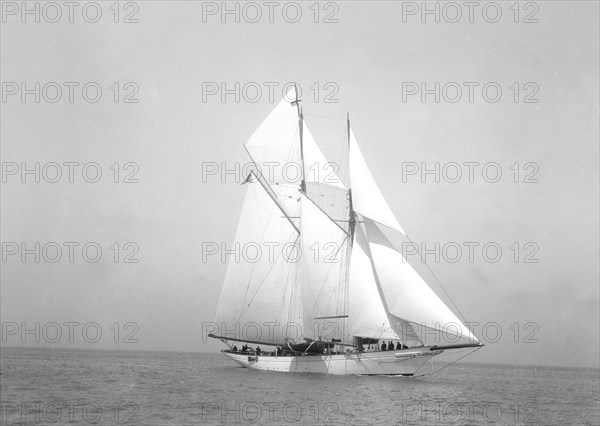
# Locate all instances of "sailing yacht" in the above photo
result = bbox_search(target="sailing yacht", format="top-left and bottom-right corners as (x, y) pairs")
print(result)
(208, 87), (482, 375)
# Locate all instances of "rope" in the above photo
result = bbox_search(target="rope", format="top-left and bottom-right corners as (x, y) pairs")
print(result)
(413, 346), (482, 377)
(237, 201), (272, 321)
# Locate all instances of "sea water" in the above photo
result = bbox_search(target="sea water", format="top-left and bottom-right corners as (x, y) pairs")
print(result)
(1, 347), (598, 425)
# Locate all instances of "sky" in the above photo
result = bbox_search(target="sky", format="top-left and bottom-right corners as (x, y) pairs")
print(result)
(1, 1), (598, 369)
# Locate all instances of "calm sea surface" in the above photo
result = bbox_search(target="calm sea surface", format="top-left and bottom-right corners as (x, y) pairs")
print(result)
(1, 347), (598, 425)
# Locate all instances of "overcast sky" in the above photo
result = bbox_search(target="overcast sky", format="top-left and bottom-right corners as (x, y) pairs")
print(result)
(1, 1), (598, 368)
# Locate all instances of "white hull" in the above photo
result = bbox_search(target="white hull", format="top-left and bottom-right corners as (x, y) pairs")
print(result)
(222, 348), (443, 375)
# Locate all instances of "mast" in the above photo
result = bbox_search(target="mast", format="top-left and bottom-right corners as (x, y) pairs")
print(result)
(347, 113), (356, 242)
(343, 113), (354, 345)
(292, 84), (306, 193)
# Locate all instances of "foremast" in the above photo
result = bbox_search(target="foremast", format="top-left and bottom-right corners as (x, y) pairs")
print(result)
(291, 84), (307, 194)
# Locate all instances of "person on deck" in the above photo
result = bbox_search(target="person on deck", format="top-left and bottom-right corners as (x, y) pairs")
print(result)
(389, 341), (394, 350)
(396, 342), (402, 350)
(381, 341), (387, 351)
(256, 346), (261, 356)
(232, 345), (238, 352)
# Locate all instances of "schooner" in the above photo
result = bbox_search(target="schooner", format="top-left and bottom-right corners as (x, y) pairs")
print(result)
(208, 87), (482, 375)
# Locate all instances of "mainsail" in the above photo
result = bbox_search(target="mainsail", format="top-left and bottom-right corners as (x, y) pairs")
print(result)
(214, 91), (477, 347)
(214, 176), (304, 344)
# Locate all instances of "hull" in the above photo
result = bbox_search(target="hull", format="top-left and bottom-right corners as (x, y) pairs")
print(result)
(221, 348), (443, 375)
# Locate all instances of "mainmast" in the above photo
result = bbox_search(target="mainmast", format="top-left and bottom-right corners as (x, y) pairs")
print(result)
(291, 84), (306, 193)
(347, 113), (356, 242)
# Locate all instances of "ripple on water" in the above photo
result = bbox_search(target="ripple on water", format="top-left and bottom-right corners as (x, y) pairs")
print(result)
(1, 348), (598, 425)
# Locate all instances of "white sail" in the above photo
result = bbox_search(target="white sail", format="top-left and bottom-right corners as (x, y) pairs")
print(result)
(363, 218), (478, 343)
(303, 124), (346, 190)
(302, 123), (349, 230)
(245, 87), (302, 186)
(245, 86), (345, 192)
(215, 179), (304, 344)
(298, 193), (349, 342)
(349, 128), (405, 234)
(345, 223), (400, 343)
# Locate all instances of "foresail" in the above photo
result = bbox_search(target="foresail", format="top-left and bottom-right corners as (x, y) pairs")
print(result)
(215, 179), (304, 345)
(349, 128), (405, 234)
(363, 218), (478, 344)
